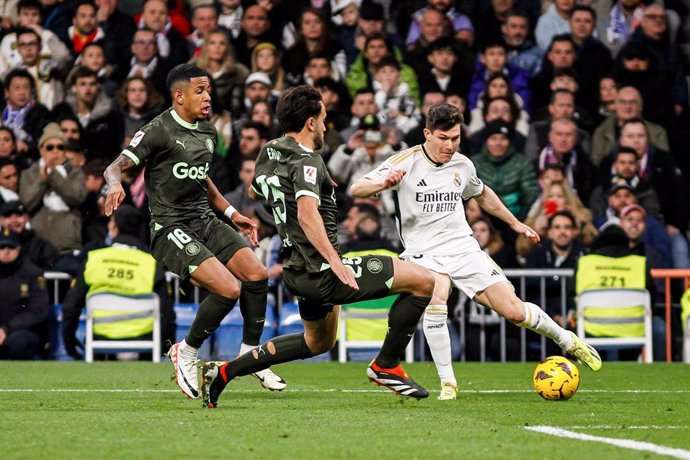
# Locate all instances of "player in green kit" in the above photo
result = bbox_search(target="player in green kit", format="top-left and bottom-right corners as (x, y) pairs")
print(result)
(103, 64), (286, 399)
(199, 85), (437, 408)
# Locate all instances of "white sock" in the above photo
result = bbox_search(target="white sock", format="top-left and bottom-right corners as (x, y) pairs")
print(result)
(239, 342), (256, 355)
(180, 338), (199, 359)
(520, 302), (574, 350)
(423, 304), (456, 385)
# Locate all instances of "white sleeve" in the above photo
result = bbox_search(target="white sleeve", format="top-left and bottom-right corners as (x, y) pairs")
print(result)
(461, 161), (484, 199)
(362, 161), (405, 191)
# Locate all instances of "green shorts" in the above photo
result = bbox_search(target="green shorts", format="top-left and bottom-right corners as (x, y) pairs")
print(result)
(283, 254), (396, 321)
(150, 216), (249, 280)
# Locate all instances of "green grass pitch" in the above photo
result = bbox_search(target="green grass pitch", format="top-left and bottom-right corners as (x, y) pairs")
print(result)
(1, 361), (689, 459)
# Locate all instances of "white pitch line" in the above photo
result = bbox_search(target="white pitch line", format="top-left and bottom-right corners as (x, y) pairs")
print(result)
(0, 388), (690, 394)
(567, 426), (689, 430)
(526, 426), (690, 460)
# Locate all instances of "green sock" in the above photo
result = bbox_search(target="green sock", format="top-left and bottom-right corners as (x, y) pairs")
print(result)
(239, 279), (268, 346)
(186, 293), (237, 348)
(376, 294), (430, 368)
(222, 333), (313, 381)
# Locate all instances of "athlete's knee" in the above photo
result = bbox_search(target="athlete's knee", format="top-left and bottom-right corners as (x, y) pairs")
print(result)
(304, 330), (336, 355)
(217, 283), (241, 299)
(243, 266), (269, 282)
(502, 297), (526, 324)
(412, 268), (435, 297)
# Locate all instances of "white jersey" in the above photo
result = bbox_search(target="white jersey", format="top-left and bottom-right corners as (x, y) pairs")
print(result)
(363, 144), (484, 258)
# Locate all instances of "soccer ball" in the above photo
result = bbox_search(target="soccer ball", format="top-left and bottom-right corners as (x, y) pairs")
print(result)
(533, 356), (580, 401)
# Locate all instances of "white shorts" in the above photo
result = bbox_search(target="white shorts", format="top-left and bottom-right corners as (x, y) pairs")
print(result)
(404, 250), (509, 299)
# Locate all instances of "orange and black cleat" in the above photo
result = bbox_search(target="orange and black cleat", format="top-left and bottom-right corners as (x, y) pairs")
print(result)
(366, 360), (429, 399)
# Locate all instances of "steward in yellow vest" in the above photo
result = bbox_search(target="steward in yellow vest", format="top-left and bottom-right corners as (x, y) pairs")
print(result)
(61, 205), (174, 359)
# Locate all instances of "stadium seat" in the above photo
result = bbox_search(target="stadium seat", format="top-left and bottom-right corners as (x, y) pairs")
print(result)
(85, 292), (161, 362)
(174, 303), (212, 360)
(576, 288), (653, 363)
(337, 296), (414, 363)
(278, 301), (330, 361)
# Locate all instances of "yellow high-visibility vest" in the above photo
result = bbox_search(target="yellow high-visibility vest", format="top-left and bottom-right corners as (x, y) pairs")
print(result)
(576, 254), (647, 337)
(681, 288), (690, 332)
(84, 246), (157, 339)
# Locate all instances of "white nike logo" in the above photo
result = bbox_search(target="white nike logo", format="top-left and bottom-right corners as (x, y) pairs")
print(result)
(176, 140), (186, 149)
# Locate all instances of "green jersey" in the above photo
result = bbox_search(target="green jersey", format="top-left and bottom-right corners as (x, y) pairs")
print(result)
(251, 135), (339, 272)
(121, 108), (217, 228)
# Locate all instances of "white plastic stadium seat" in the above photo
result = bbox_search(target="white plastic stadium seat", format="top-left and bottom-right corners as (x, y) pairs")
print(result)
(85, 293), (161, 362)
(338, 296), (413, 363)
(576, 288), (653, 363)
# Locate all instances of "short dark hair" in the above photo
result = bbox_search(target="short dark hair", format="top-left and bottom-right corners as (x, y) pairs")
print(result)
(549, 88), (575, 104)
(313, 76), (339, 93)
(15, 27), (40, 44)
(504, 9), (529, 23)
(166, 63), (210, 93)
(426, 103), (463, 131)
(613, 146), (638, 160)
(113, 204), (144, 237)
(17, 0), (41, 14)
(0, 157), (16, 170)
(276, 85), (322, 133)
(481, 39), (507, 54)
(82, 158), (108, 177)
(547, 34), (576, 52)
(68, 65), (97, 87)
(352, 202), (379, 220)
(242, 120), (269, 140)
(0, 127), (16, 144)
(569, 4), (596, 21)
(4, 68), (35, 91)
(620, 117), (647, 133)
(548, 209), (576, 228)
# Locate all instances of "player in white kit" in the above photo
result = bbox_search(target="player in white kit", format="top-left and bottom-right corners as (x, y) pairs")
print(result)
(350, 104), (602, 400)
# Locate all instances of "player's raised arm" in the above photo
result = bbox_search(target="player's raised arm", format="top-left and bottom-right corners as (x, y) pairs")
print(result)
(349, 165), (405, 198)
(103, 153), (136, 216)
(474, 185), (540, 244)
(206, 176), (258, 246)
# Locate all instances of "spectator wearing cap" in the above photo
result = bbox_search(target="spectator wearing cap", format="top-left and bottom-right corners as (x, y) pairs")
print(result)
(0, 158), (20, 205)
(536, 117), (595, 203)
(535, 0), (574, 51)
(372, 55), (419, 135)
(589, 146), (660, 218)
(416, 36), (472, 99)
(501, 10), (543, 78)
(590, 86), (669, 168)
(332, 0), (361, 66)
(468, 41), (531, 115)
(51, 66), (124, 161)
(473, 119), (537, 221)
(0, 200), (59, 270)
(328, 113), (401, 215)
(19, 123), (87, 266)
(593, 182), (672, 267)
(242, 71), (273, 114)
(61, 204), (174, 360)
(569, 6), (613, 90)
(345, 33), (418, 105)
(614, 43), (673, 129)
(0, 229), (50, 360)
(406, 0), (474, 48)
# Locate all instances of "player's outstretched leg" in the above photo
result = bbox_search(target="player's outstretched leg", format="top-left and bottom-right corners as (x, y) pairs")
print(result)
(475, 282), (602, 371)
(201, 332), (315, 408)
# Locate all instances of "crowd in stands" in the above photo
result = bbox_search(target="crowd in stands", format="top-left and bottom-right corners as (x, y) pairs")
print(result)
(1, 0), (689, 360)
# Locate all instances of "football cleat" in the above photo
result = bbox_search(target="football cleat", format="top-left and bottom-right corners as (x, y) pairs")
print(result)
(366, 360), (429, 399)
(437, 381), (459, 400)
(566, 332), (603, 372)
(168, 341), (199, 398)
(200, 361), (230, 408)
(252, 368), (287, 391)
